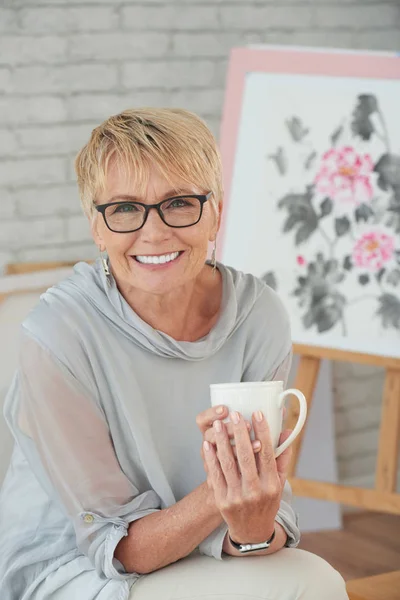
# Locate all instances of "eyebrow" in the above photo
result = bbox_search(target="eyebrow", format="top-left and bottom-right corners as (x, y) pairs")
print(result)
(107, 189), (196, 203)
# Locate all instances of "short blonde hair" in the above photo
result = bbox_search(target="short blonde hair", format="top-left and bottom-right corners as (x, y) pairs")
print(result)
(75, 107), (223, 219)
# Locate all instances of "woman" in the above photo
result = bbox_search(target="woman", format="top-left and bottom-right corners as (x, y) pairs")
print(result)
(0, 108), (348, 599)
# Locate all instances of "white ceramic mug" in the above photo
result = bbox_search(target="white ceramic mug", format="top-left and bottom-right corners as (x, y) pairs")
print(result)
(210, 381), (307, 458)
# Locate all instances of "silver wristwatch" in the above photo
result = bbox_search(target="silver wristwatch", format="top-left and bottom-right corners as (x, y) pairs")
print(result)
(228, 527), (276, 554)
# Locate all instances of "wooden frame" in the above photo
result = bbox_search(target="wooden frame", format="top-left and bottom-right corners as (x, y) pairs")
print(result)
(4, 261), (79, 275)
(287, 344), (400, 515)
(0, 261), (92, 305)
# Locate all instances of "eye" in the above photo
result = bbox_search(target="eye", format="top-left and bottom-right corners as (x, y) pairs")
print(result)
(169, 199), (187, 208)
(113, 203), (138, 214)
(165, 197), (195, 209)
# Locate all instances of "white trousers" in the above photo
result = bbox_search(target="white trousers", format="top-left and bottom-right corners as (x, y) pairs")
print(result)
(129, 548), (349, 600)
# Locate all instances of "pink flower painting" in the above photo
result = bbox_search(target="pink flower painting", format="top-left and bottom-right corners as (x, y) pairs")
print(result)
(352, 230), (395, 272)
(273, 94), (400, 335)
(315, 146), (374, 206)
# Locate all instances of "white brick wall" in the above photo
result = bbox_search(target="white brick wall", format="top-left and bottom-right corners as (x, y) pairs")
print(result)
(19, 7), (120, 32)
(1, 0), (399, 489)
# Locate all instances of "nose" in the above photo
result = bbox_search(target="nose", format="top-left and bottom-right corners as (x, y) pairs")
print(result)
(140, 205), (171, 242)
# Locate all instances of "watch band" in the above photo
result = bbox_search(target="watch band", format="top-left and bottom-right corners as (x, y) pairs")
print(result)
(228, 527), (276, 554)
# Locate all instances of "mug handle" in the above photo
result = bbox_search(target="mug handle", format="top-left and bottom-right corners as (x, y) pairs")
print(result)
(274, 389), (307, 458)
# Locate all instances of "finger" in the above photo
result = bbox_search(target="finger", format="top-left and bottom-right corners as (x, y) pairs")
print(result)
(202, 450), (212, 489)
(200, 447), (209, 475)
(276, 429), (293, 486)
(230, 411), (258, 487)
(204, 420), (252, 444)
(232, 439), (261, 458)
(203, 440), (227, 503)
(213, 419), (241, 489)
(196, 405), (229, 434)
(252, 411), (276, 480)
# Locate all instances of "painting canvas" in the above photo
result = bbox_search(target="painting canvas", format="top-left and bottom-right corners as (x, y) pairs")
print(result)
(219, 47), (400, 358)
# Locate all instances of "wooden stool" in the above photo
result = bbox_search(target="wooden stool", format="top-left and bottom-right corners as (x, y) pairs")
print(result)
(347, 570), (400, 600)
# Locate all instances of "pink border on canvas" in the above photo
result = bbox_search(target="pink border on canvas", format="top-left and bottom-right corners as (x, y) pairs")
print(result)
(218, 47), (400, 258)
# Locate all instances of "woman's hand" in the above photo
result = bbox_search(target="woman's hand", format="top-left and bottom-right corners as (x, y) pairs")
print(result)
(203, 409), (292, 544)
(196, 406), (261, 474)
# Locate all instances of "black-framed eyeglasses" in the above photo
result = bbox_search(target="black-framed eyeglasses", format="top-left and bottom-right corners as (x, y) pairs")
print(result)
(95, 192), (212, 234)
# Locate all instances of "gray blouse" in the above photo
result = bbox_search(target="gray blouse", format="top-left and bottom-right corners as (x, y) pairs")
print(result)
(0, 260), (300, 600)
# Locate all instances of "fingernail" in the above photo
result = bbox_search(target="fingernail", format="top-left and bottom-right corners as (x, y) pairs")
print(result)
(216, 406), (224, 415)
(252, 440), (261, 451)
(214, 419), (222, 432)
(203, 441), (211, 452)
(230, 411), (240, 424)
(246, 421), (251, 430)
(255, 410), (263, 423)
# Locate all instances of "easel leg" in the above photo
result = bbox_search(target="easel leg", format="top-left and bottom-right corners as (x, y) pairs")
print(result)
(287, 355), (321, 478)
(376, 368), (400, 493)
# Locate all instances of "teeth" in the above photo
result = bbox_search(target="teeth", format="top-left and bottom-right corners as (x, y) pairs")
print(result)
(136, 251), (180, 265)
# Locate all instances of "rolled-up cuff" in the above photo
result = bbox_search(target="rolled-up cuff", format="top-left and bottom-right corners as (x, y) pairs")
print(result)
(275, 507), (300, 548)
(78, 505), (161, 580)
(198, 522), (229, 560)
(103, 522), (136, 580)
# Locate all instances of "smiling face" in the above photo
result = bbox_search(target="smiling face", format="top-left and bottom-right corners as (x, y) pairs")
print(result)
(92, 161), (220, 296)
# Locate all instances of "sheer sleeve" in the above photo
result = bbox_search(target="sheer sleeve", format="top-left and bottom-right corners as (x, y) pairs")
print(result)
(12, 333), (161, 580)
(269, 349), (293, 387)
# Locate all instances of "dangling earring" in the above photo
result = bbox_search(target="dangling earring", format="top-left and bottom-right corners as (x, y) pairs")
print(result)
(211, 240), (217, 275)
(99, 249), (111, 284)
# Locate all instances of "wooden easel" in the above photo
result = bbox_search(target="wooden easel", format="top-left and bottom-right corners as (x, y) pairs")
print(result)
(287, 345), (400, 598)
(286, 343), (400, 515)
